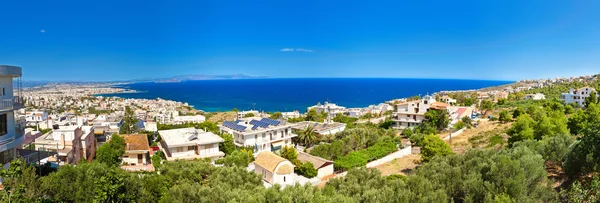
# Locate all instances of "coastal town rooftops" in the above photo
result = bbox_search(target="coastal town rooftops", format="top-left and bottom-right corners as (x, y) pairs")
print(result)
(122, 134), (150, 151)
(159, 127), (224, 147)
(222, 117), (291, 133)
(254, 151), (294, 174)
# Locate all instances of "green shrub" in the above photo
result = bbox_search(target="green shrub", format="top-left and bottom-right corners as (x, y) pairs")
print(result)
(487, 135), (505, 147)
(334, 151), (369, 171)
(295, 162), (318, 178)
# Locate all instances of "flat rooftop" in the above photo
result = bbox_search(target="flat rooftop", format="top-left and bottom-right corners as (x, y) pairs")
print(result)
(159, 127), (224, 148)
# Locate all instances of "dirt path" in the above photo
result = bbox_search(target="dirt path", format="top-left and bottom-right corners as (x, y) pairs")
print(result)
(373, 154), (421, 176)
(437, 119), (511, 153)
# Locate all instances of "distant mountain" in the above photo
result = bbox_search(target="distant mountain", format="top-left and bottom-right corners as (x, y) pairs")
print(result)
(22, 74), (271, 87)
(151, 74), (270, 83)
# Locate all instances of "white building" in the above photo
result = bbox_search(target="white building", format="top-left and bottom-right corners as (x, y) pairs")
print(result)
(391, 95), (448, 130)
(345, 108), (364, 118)
(142, 122), (158, 132)
(253, 151), (295, 185)
(307, 101), (346, 119)
(440, 95), (457, 105)
(297, 151), (334, 179)
(172, 115), (206, 124)
(561, 87), (598, 107)
(525, 93), (546, 101)
(0, 65), (24, 165)
(237, 110), (259, 119)
(281, 111), (300, 119)
(25, 110), (48, 123)
(220, 117), (296, 155)
(159, 127), (225, 161)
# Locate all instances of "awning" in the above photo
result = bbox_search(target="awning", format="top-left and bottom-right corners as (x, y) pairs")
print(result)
(272, 140), (285, 147)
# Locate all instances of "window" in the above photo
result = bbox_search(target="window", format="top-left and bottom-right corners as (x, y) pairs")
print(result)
(0, 114), (6, 136)
(284, 176), (286, 182)
(1, 88), (4, 96)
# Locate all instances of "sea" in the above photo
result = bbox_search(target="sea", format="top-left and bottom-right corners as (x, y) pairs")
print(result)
(96, 78), (513, 112)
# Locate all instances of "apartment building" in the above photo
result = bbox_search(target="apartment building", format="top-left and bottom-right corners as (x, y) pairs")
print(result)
(0, 65), (25, 164)
(561, 87), (598, 107)
(34, 125), (84, 165)
(391, 95), (449, 130)
(220, 117), (296, 155)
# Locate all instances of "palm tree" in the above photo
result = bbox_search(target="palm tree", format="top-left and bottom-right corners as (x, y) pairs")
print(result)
(298, 125), (318, 148)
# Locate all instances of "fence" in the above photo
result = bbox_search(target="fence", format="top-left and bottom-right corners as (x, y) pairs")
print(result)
(366, 145), (413, 168)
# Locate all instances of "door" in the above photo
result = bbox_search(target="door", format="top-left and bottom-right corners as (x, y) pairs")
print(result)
(138, 154), (143, 164)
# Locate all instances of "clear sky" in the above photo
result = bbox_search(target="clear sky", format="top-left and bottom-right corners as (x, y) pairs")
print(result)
(1, 0), (600, 81)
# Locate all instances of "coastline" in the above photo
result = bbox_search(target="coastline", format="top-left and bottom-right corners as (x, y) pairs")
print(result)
(93, 79), (516, 113)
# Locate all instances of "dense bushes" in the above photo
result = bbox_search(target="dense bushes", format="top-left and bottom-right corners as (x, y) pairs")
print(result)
(420, 135), (452, 162)
(334, 138), (397, 170)
(310, 128), (398, 170)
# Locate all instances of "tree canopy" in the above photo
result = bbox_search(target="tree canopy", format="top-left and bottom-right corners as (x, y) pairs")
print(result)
(96, 134), (126, 167)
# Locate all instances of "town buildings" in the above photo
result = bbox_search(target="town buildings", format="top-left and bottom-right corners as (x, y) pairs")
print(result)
(159, 127), (225, 161)
(281, 111), (300, 119)
(237, 110), (259, 119)
(220, 117), (296, 155)
(0, 65), (24, 165)
(253, 151), (295, 185)
(172, 115), (205, 124)
(25, 110), (48, 124)
(440, 95), (457, 105)
(307, 101), (346, 119)
(561, 87), (598, 107)
(525, 93), (546, 101)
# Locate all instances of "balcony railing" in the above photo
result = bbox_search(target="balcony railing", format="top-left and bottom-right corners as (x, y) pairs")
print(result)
(392, 117), (421, 122)
(0, 96), (24, 111)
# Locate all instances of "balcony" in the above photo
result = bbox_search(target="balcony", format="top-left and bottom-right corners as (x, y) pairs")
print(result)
(0, 130), (25, 153)
(392, 117), (421, 123)
(0, 96), (24, 112)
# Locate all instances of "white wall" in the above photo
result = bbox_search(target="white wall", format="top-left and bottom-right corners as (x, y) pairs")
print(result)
(169, 146), (196, 157)
(317, 164), (334, 178)
(123, 152), (147, 165)
(0, 77), (14, 99)
(366, 145), (412, 168)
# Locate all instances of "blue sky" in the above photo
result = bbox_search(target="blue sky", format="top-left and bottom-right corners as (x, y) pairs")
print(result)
(1, 0), (600, 81)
